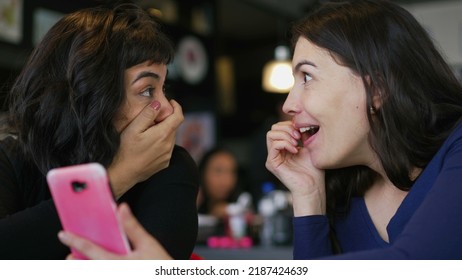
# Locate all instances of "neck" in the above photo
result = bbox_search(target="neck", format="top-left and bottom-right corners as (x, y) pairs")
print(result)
(364, 176), (409, 243)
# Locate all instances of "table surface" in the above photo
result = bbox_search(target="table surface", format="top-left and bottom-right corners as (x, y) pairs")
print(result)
(193, 245), (293, 260)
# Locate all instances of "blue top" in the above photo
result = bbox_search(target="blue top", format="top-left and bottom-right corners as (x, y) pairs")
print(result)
(293, 123), (462, 259)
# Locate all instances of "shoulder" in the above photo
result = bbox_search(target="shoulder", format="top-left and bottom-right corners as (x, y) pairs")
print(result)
(171, 145), (195, 163)
(425, 122), (462, 174)
(440, 122), (462, 155)
(0, 136), (42, 186)
(448, 122), (462, 140)
(0, 137), (33, 212)
(170, 145), (198, 173)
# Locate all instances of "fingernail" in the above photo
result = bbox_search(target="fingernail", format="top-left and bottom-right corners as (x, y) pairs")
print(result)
(58, 231), (68, 242)
(120, 203), (132, 216)
(150, 101), (161, 110)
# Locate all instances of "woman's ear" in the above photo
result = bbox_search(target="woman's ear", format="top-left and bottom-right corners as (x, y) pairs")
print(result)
(364, 74), (384, 112)
(371, 91), (382, 112)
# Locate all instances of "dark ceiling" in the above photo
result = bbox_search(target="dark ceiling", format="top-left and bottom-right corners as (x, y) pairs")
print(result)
(216, 0), (446, 43)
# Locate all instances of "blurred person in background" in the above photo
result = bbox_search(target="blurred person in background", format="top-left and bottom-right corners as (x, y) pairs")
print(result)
(197, 147), (242, 219)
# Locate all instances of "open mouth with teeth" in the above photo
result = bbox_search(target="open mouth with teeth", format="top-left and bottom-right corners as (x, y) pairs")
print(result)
(299, 125), (319, 145)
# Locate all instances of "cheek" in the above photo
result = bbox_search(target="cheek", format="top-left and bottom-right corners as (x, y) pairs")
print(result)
(321, 119), (370, 168)
(113, 110), (128, 133)
(113, 105), (143, 132)
(326, 104), (369, 147)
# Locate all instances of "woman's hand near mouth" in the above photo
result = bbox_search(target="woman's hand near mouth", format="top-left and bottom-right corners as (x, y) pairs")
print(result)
(266, 120), (326, 216)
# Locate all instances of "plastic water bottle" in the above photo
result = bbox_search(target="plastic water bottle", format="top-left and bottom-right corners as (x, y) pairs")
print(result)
(258, 182), (276, 246)
(271, 190), (292, 245)
(227, 192), (253, 241)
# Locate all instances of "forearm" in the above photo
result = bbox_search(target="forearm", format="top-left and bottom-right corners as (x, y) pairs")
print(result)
(120, 179), (198, 259)
(293, 215), (332, 259)
(118, 146), (199, 259)
(107, 163), (136, 200)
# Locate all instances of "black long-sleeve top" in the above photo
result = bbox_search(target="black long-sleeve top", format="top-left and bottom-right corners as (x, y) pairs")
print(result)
(0, 137), (199, 260)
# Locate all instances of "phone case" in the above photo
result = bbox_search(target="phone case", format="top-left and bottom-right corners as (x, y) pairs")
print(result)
(47, 163), (130, 259)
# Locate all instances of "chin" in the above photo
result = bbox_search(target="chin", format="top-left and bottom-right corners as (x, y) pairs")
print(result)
(310, 155), (324, 169)
(311, 153), (335, 170)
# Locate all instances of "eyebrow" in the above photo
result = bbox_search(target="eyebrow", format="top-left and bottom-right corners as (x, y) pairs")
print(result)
(131, 71), (160, 85)
(294, 60), (318, 72)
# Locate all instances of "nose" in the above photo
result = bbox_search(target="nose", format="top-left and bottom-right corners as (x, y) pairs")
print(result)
(155, 94), (173, 123)
(282, 88), (301, 116)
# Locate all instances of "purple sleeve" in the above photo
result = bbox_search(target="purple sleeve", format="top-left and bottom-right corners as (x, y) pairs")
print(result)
(293, 215), (332, 259)
(324, 138), (462, 260)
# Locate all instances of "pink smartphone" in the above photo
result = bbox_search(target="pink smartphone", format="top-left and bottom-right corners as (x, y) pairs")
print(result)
(47, 162), (130, 259)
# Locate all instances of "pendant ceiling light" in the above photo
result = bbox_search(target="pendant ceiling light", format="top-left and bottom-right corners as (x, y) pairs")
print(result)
(262, 45), (294, 93)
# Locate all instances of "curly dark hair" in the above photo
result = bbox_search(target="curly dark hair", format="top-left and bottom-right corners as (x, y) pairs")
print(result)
(291, 0), (462, 251)
(6, 3), (174, 174)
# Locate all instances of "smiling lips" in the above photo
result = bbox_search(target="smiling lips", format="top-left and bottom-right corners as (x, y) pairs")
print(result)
(299, 125), (319, 145)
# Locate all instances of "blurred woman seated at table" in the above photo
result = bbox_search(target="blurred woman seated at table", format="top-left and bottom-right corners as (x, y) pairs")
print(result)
(196, 147), (243, 219)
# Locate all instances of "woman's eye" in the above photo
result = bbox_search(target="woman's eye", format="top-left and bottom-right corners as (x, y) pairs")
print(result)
(303, 73), (313, 83)
(140, 87), (154, 97)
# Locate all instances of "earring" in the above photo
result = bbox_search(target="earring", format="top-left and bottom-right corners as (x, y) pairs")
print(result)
(370, 106), (376, 114)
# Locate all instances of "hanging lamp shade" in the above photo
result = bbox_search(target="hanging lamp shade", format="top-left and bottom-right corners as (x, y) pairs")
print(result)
(262, 46), (294, 93)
